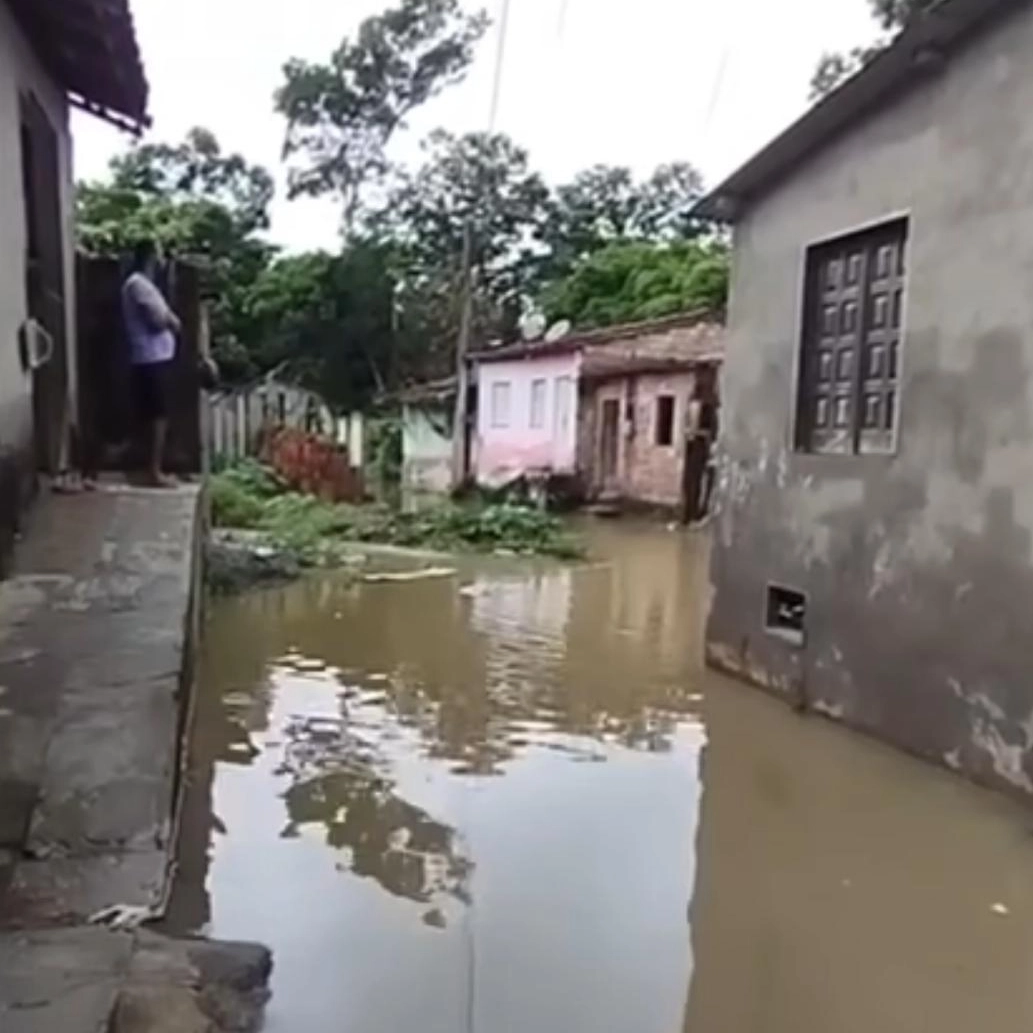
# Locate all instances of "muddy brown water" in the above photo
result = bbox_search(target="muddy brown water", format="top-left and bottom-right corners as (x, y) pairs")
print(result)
(168, 522), (1033, 1032)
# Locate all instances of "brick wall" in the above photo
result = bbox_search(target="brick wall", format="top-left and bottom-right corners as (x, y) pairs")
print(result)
(582, 371), (699, 507)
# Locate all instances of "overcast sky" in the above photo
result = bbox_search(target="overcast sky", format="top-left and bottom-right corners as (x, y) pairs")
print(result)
(72, 0), (877, 252)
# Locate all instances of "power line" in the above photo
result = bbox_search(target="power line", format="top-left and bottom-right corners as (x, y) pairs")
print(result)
(703, 46), (731, 134)
(557, 0), (570, 40)
(488, 0), (513, 132)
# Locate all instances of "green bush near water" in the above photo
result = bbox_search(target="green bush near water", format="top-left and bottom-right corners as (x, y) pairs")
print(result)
(209, 461), (583, 562)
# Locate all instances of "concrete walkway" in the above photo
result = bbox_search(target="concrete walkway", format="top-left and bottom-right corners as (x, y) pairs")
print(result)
(0, 483), (271, 1031)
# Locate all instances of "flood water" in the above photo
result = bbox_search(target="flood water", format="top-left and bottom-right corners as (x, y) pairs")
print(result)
(168, 522), (1033, 1033)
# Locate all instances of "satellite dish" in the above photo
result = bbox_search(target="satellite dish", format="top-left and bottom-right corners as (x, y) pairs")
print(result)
(521, 312), (547, 341)
(544, 319), (572, 343)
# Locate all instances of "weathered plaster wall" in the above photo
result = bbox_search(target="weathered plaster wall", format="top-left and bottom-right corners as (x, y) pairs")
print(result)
(709, 6), (1033, 794)
(401, 403), (453, 495)
(0, 4), (75, 559)
(475, 353), (580, 485)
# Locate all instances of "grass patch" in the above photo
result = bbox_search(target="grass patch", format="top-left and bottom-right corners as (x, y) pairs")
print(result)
(210, 461), (583, 562)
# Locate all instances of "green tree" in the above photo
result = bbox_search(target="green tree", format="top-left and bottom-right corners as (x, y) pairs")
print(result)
(275, 0), (488, 228)
(376, 129), (550, 351)
(541, 240), (729, 330)
(242, 242), (397, 410)
(109, 127), (274, 234)
(541, 161), (705, 279)
(633, 162), (706, 240)
(811, 0), (939, 99)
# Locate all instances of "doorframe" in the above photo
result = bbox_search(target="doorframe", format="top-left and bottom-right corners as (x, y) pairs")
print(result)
(19, 90), (69, 476)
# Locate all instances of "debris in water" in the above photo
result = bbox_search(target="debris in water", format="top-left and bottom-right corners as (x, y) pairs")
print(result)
(89, 903), (160, 931)
(293, 658), (328, 673)
(991, 902), (1010, 916)
(362, 566), (456, 584)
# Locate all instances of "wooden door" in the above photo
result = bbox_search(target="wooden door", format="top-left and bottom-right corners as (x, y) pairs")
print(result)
(599, 398), (620, 488)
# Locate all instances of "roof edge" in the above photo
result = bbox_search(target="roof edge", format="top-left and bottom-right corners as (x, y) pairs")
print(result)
(471, 309), (723, 364)
(695, 0), (1026, 222)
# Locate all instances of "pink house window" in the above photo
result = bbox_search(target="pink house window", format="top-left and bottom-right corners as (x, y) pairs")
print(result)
(529, 379), (547, 429)
(491, 381), (511, 428)
(554, 376), (574, 439)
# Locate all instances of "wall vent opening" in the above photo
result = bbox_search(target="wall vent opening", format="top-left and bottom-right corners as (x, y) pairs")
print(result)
(766, 585), (806, 647)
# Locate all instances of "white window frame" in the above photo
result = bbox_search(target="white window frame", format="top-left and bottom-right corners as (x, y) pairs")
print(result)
(491, 380), (512, 429)
(529, 378), (547, 430)
(554, 375), (574, 441)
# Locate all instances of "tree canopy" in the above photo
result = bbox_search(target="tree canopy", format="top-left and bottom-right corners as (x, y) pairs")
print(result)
(77, 0), (728, 412)
(542, 162), (704, 275)
(275, 0), (487, 227)
(541, 240), (729, 330)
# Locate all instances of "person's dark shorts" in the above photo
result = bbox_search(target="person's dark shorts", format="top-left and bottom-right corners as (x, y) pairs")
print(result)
(133, 360), (173, 421)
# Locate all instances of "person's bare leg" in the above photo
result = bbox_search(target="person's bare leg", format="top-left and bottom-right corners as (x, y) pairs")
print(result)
(147, 417), (175, 487)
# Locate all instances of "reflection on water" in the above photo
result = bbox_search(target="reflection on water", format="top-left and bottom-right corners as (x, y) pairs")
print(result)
(278, 710), (473, 912)
(167, 521), (1033, 1033)
(168, 523), (707, 1033)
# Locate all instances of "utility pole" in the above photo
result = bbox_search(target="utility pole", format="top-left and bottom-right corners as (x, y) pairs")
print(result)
(451, 222), (474, 489)
(451, 0), (511, 490)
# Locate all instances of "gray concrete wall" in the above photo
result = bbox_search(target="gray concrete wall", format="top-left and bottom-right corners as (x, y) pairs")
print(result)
(0, 3), (76, 551)
(709, 5), (1033, 794)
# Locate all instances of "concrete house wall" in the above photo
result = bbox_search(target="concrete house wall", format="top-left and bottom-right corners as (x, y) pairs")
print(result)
(709, 4), (1033, 794)
(0, 2), (76, 536)
(475, 352), (580, 485)
(402, 403), (453, 495)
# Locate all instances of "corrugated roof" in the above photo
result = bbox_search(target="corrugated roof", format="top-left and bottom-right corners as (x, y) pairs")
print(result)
(471, 311), (720, 364)
(696, 0), (1025, 221)
(8, 0), (149, 131)
(581, 355), (722, 382)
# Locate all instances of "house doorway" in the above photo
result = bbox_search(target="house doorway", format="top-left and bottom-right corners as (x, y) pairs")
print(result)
(20, 92), (68, 476)
(680, 368), (720, 524)
(599, 398), (621, 489)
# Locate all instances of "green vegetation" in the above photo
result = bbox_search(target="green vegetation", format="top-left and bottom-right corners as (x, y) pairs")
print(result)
(77, 0), (727, 410)
(542, 239), (729, 330)
(210, 461), (583, 562)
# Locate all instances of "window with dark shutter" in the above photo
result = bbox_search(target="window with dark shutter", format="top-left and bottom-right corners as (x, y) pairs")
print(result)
(796, 218), (907, 455)
(655, 395), (675, 447)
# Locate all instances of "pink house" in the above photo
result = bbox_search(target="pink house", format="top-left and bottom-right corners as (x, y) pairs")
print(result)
(472, 314), (725, 514)
(473, 344), (581, 487)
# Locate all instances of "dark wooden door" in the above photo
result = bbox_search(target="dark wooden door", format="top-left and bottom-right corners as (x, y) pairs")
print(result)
(20, 93), (67, 475)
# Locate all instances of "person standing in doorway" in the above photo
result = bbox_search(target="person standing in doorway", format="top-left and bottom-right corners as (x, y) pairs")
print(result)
(122, 239), (181, 487)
